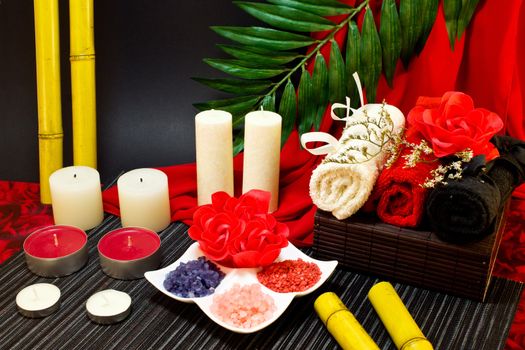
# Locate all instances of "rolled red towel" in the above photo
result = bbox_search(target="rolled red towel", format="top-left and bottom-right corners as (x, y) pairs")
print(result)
(365, 129), (439, 227)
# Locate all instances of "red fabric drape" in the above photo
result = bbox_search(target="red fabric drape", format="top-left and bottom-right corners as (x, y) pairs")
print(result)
(103, 0), (525, 246)
(103, 113), (336, 247)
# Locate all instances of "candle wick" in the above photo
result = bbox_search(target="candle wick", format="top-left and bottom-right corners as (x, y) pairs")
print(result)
(140, 178), (143, 183)
(260, 105), (264, 111)
(32, 286), (39, 300)
(53, 233), (58, 247)
(127, 235), (132, 248)
(74, 173), (77, 178)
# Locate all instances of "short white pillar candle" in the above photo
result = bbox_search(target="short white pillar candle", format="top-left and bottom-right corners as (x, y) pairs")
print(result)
(195, 110), (234, 205)
(117, 168), (171, 232)
(16, 283), (61, 318)
(49, 166), (104, 230)
(242, 110), (282, 212)
(86, 289), (132, 324)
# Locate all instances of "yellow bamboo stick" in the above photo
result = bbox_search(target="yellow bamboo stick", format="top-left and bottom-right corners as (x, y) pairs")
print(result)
(70, 0), (97, 168)
(34, 0), (63, 204)
(368, 282), (434, 350)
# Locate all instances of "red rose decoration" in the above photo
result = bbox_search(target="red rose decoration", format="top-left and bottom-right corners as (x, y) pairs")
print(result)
(188, 190), (289, 268)
(407, 91), (504, 161)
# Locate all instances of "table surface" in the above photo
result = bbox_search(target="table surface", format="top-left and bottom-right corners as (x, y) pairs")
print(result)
(0, 215), (522, 350)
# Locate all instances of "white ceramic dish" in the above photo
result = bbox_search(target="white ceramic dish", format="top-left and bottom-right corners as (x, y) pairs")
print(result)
(144, 242), (337, 333)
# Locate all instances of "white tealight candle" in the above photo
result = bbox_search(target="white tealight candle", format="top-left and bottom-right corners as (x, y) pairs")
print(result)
(242, 110), (282, 212)
(86, 289), (132, 324)
(49, 166), (104, 230)
(195, 110), (234, 205)
(117, 168), (171, 232)
(16, 283), (61, 318)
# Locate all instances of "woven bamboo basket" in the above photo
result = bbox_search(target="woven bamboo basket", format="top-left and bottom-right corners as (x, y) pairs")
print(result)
(313, 209), (507, 301)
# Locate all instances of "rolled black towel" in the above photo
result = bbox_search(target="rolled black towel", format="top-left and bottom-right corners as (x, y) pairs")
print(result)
(489, 135), (525, 192)
(426, 135), (525, 243)
(426, 175), (501, 243)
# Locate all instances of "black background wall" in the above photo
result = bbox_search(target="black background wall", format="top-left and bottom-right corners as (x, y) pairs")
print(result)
(0, 0), (254, 184)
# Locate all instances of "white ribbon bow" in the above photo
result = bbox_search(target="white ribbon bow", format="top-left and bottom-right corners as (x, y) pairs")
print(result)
(300, 72), (365, 156)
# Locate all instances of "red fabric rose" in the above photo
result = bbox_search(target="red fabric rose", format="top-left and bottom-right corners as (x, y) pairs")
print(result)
(188, 190), (289, 268)
(407, 91), (504, 161)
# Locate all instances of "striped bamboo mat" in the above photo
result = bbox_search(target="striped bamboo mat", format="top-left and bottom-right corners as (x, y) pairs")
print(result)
(0, 215), (522, 350)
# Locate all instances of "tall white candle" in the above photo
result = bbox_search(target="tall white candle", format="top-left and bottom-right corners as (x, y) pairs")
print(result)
(117, 168), (171, 232)
(49, 166), (103, 230)
(242, 110), (282, 212)
(195, 110), (234, 205)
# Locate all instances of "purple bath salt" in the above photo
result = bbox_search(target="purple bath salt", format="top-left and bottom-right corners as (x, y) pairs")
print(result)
(163, 256), (225, 298)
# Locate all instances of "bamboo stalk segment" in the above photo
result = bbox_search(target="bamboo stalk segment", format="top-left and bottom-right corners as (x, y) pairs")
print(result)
(70, 0), (97, 168)
(34, 0), (63, 204)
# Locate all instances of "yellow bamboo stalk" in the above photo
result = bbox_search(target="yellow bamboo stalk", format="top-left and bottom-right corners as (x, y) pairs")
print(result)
(70, 0), (97, 168)
(34, 0), (63, 204)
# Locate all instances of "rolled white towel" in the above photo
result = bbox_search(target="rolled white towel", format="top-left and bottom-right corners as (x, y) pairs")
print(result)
(310, 161), (378, 220)
(309, 102), (405, 220)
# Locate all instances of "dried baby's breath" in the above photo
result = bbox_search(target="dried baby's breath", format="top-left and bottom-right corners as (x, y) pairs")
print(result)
(384, 130), (475, 188)
(402, 139), (434, 168)
(324, 102), (398, 165)
(421, 150), (474, 188)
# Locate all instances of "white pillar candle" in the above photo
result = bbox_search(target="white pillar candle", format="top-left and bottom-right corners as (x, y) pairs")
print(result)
(242, 110), (282, 212)
(16, 283), (61, 318)
(49, 166), (104, 230)
(117, 168), (171, 232)
(195, 110), (234, 205)
(86, 289), (132, 324)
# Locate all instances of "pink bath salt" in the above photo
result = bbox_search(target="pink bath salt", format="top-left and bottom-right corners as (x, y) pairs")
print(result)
(210, 283), (276, 329)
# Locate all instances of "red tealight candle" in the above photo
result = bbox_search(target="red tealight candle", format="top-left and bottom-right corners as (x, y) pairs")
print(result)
(98, 227), (161, 280)
(24, 225), (88, 277)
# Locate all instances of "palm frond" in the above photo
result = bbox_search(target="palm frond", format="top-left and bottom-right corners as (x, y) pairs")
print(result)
(195, 0), (480, 154)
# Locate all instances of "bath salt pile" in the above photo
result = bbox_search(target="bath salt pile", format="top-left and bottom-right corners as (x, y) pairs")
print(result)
(210, 283), (276, 329)
(257, 259), (321, 293)
(163, 256), (225, 298)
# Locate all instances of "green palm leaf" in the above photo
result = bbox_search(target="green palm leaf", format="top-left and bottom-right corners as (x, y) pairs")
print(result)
(399, 0), (421, 66)
(261, 94), (276, 111)
(289, 0), (356, 4)
(279, 79), (297, 145)
(217, 44), (301, 65)
(457, 0), (480, 39)
(345, 21), (361, 108)
(298, 69), (315, 134)
(192, 77), (272, 95)
(194, 95), (259, 110)
(379, 0), (401, 87)
(203, 58), (287, 79)
(211, 26), (316, 50)
(415, 0), (439, 54)
(360, 7), (382, 103)
(328, 40), (346, 105)
(267, 0), (354, 16)
(312, 53), (328, 130)
(196, 0), (480, 153)
(443, 0), (461, 49)
(233, 132), (245, 155)
(234, 2), (335, 32)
